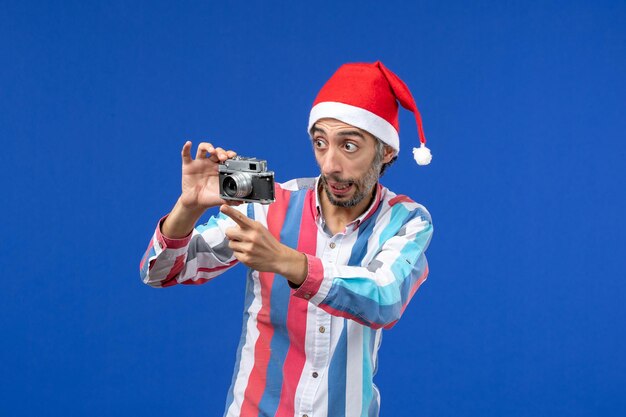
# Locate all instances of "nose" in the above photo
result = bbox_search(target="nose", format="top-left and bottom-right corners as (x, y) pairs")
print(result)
(321, 146), (342, 176)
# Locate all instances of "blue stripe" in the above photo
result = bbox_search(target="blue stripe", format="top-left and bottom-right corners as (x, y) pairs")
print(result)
(368, 385), (380, 417)
(377, 204), (408, 247)
(280, 189), (308, 251)
(361, 329), (382, 417)
(328, 323), (348, 416)
(370, 328), (380, 377)
(196, 211), (230, 233)
(360, 327), (374, 417)
(347, 202), (384, 267)
(222, 204), (257, 416)
(257, 189), (307, 415)
(139, 244), (156, 280)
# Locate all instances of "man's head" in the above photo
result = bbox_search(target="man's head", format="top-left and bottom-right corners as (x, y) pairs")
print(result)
(310, 118), (395, 208)
(308, 61), (432, 167)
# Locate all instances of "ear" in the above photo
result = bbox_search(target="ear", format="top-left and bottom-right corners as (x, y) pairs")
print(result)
(382, 145), (396, 164)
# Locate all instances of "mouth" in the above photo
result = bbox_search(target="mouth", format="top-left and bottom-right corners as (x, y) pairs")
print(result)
(327, 181), (354, 196)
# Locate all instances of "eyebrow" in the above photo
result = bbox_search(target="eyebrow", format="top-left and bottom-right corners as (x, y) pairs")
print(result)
(310, 125), (366, 141)
(310, 126), (326, 136)
(336, 130), (366, 140)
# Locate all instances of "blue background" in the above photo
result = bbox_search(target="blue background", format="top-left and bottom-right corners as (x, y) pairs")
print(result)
(2, 1), (625, 416)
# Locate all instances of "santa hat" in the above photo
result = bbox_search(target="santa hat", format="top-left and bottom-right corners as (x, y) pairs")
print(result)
(308, 61), (432, 165)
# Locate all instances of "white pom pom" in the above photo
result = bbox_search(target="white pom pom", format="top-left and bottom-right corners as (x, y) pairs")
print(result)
(413, 143), (432, 166)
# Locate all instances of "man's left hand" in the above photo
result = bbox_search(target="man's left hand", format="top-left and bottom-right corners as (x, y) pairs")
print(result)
(220, 205), (307, 285)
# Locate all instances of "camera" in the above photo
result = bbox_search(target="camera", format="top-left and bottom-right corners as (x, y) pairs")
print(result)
(218, 156), (275, 204)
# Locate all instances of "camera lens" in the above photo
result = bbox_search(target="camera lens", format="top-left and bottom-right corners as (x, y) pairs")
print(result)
(223, 172), (253, 198)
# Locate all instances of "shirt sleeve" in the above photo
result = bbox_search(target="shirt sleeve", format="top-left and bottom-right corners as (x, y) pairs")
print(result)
(139, 206), (248, 288)
(292, 208), (433, 329)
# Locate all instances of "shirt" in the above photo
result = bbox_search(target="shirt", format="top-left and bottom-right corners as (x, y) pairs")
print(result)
(139, 177), (434, 417)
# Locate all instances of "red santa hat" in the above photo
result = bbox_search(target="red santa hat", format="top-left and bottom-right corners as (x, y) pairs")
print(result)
(308, 61), (432, 165)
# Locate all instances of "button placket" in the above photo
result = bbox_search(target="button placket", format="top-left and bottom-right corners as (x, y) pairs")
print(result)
(324, 237), (341, 265)
(297, 235), (336, 417)
(299, 308), (331, 416)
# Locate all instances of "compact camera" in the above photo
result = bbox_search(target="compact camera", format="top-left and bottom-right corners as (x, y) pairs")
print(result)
(218, 156), (275, 204)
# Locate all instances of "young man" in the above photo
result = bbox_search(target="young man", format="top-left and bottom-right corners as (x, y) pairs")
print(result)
(140, 61), (434, 417)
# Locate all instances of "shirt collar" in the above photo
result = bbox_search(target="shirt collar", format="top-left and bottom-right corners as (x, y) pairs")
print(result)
(313, 176), (383, 232)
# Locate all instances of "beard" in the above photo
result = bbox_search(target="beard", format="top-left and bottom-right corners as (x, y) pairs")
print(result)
(320, 158), (382, 208)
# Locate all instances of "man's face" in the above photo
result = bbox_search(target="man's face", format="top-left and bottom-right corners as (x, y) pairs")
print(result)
(311, 118), (394, 208)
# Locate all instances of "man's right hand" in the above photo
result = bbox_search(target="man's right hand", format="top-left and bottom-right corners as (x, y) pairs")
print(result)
(180, 141), (237, 210)
(162, 141), (238, 239)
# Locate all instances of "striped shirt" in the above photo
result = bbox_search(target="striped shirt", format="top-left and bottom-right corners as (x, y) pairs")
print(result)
(140, 177), (433, 417)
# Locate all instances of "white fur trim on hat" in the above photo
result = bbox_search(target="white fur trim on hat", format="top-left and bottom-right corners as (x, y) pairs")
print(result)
(308, 101), (400, 153)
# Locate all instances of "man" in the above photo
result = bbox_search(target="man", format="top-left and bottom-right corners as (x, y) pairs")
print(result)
(140, 61), (434, 417)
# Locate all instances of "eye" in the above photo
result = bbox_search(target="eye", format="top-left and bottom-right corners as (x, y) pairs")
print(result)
(314, 138), (327, 149)
(344, 142), (358, 152)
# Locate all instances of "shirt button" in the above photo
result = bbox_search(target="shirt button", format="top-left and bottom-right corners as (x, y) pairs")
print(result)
(312, 371), (319, 378)
(319, 326), (326, 333)
(329, 242), (336, 249)
(304, 293), (311, 299)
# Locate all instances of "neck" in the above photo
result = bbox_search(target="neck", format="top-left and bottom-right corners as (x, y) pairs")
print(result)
(318, 181), (377, 235)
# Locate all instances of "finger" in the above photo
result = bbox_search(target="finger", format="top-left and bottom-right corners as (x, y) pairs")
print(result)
(229, 244), (254, 262)
(228, 240), (245, 252)
(225, 226), (244, 242)
(226, 150), (237, 158)
(196, 142), (215, 160)
(231, 250), (247, 264)
(182, 141), (193, 164)
(220, 204), (254, 229)
(214, 147), (229, 162)
(204, 143), (223, 163)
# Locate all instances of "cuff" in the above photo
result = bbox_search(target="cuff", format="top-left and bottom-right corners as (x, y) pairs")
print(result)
(155, 214), (193, 250)
(292, 254), (324, 301)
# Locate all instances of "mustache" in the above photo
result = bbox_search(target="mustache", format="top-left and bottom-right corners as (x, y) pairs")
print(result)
(322, 174), (354, 184)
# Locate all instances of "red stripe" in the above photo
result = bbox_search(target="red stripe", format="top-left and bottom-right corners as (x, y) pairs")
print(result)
(162, 251), (239, 288)
(159, 253), (187, 287)
(162, 277), (184, 287)
(177, 261), (240, 286)
(240, 184), (291, 417)
(388, 194), (413, 206)
(275, 189), (318, 416)
(360, 183), (384, 224)
(197, 261), (238, 274)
